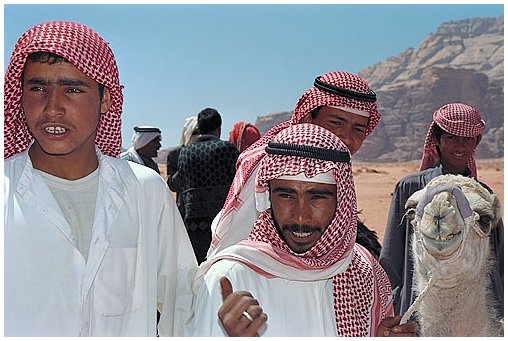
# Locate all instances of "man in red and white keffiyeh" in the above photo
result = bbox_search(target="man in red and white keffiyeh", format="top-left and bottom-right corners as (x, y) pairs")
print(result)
(4, 21), (197, 336)
(191, 123), (418, 337)
(380, 102), (504, 320)
(4, 21), (124, 159)
(419, 102), (485, 177)
(208, 71), (382, 259)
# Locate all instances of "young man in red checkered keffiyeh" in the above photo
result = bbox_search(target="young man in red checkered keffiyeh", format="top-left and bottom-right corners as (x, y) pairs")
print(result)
(190, 123), (417, 336)
(380, 102), (504, 319)
(4, 21), (197, 336)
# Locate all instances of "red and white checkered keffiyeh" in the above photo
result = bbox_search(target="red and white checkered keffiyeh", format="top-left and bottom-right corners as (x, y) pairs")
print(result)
(250, 123), (357, 267)
(228, 121), (261, 152)
(290, 71), (380, 135)
(420, 102), (485, 178)
(209, 71), (381, 255)
(199, 124), (393, 336)
(4, 21), (124, 159)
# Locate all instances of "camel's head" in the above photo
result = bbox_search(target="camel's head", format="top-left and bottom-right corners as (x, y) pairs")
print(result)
(406, 174), (501, 261)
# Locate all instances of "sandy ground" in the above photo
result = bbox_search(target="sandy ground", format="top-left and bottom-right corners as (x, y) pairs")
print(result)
(160, 158), (504, 245)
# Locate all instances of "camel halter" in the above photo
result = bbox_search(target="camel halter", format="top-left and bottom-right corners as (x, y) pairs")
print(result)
(400, 183), (487, 324)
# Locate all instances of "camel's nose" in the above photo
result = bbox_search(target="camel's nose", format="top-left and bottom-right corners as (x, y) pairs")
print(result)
(434, 215), (446, 231)
(423, 192), (454, 218)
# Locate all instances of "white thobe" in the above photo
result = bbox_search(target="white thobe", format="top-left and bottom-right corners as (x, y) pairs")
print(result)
(4, 149), (198, 336)
(120, 146), (144, 165)
(191, 259), (338, 336)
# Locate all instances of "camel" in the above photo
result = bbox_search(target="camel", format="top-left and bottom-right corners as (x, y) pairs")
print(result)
(401, 174), (503, 337)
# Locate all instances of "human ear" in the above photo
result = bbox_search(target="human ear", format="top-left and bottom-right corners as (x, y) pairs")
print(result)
(431, 134), (440, 146)
(475, 135), (482, 146)
(100, 88), (112, 114)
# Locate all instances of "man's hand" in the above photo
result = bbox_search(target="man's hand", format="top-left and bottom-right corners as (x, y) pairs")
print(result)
(217, 276), (268, 336)
(377, 316), (418, 337)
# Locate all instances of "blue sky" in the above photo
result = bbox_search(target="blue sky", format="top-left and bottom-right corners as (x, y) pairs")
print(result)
(4, 2), (504, 148)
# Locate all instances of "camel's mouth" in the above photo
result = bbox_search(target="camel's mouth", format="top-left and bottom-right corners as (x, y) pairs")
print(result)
(420, 231), (463, 258)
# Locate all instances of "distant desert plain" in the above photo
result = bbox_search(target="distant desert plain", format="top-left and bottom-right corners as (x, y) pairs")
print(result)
(159, 158), (504, 245)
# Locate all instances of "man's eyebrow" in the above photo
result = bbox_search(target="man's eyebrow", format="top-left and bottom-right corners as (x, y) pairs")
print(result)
(26, 77), (91, 87)
(332, 115), (368, 128)
(272, 187), (335, 196)
(331, 115), (347, 122)
(307, 188), (335, 196)
(271, 187), (296, 194)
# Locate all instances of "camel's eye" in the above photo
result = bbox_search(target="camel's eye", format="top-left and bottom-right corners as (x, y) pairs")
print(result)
(478, 214), (493, 233)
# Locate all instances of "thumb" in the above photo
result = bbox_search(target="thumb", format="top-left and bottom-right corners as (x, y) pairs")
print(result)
(220, 276), (233, 302)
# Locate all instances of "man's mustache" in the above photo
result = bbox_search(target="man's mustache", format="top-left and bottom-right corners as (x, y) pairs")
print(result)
(281, 224), (323, 235)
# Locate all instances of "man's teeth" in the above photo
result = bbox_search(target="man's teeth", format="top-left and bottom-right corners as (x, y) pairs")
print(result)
(293, 232), (312, 238)
(453, 153), (465, 157)
(45, 126), (67, 134)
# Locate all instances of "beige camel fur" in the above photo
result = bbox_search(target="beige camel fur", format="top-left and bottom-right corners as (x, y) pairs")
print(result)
(404, 174), (503, 337)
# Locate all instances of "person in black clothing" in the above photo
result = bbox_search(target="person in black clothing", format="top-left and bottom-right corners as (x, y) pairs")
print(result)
(178, 108), (239, 263)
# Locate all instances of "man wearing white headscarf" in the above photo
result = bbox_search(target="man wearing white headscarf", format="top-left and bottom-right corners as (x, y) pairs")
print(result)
(190, 123), (417, 337)
(121, 125), (162, 173)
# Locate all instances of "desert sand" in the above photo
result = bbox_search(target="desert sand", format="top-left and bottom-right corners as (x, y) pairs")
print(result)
(159, 158), (504, 245)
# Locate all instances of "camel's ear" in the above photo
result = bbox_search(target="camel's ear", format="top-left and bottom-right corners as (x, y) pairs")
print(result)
(406, 187), (425, 210)
(405, 188), (426, 225)
(491, 194), (502, 226)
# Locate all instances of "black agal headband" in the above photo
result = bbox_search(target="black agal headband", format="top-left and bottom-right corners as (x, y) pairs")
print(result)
(266, 142), (350, 163)
(134, 126), (161, 133)
(314, 76), (377, 102)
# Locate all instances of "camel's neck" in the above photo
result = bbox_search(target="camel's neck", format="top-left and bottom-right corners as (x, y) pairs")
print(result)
(417, 278), (492, 336)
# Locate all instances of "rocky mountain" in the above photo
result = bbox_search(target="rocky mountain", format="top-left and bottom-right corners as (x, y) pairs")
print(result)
(255, 16), (504, 162)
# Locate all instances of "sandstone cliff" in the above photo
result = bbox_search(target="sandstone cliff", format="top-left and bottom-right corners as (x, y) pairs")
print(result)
(256, 16), (504, 162)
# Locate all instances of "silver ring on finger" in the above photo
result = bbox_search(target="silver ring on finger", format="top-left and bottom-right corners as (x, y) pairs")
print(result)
(242, 310), (254, 322)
